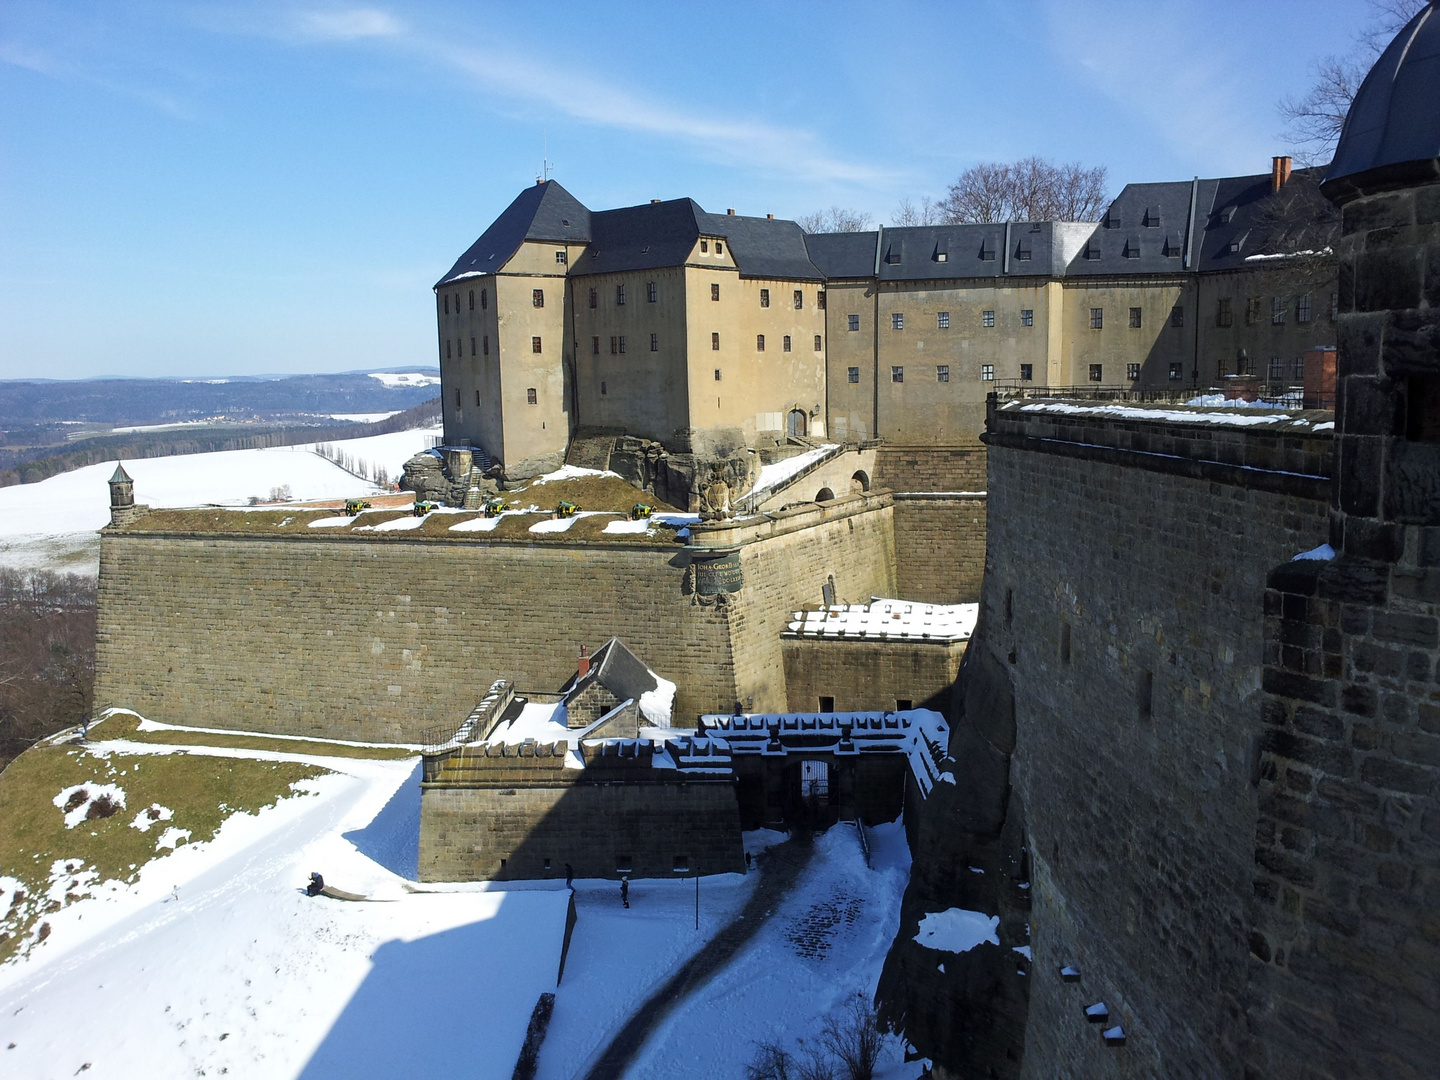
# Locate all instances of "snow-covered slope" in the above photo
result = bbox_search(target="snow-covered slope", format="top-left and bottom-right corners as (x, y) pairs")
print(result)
(0, 425), (440, 575)
(0, 745), (569, 1080)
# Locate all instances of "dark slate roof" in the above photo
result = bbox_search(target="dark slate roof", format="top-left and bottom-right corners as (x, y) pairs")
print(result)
(1192, 168), (1337, 272)
(1325, 4), (1440, 200)
(435, 181), (591, 287)
(109, 462), (131, 483)
(571, 199), (704, 277)
(804, 231), (878, 279)
(562, 637), (657, 705)
(1065, 180), (1200, 275)
(696, 212), (823, 281)
(877, 222), (1077, 280)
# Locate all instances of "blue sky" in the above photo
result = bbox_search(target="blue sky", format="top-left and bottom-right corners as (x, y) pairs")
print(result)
(0, 0), (1374, 380)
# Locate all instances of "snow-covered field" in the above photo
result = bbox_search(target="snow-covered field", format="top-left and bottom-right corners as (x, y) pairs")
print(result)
(0, 716), (919, 1080)
(0, 426), (440, 575)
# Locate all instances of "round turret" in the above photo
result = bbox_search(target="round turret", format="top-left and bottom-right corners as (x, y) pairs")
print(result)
(108, 462), (134, 510)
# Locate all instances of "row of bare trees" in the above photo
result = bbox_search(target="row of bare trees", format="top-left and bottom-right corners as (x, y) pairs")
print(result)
(0, 569), (96, 769)
(314, 443), (391, 489)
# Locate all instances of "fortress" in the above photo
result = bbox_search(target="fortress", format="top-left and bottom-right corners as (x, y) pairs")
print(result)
(90, 11), (1440, 1078)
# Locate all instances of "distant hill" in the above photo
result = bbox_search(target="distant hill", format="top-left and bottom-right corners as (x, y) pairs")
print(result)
(0, 369), (441, 426)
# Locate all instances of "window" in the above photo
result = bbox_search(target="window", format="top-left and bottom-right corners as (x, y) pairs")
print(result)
(982, 310), (995, 327)
(895, 699), (913, 711)
(555, 250), (567, 265)
(481, 289), (488, 310)
(1272, 297), (1288, 325)
(445, 340), (451, 359)
(714, 368), (722, 381)
(848, 366), (860, 383)
(936, 251), (948, 262)
(1169, 363), (1183, 381)
(783, 335), (792, 352)
(616, 855), (632, 873)
(1330, 292), (1339, 321)
(800, 760), (829, 798)
(443, 294), (449, 315)
(1090, 308), (1103, 329)
(468, 290), (474, 311)
(981, 364), (995, 381)
(1020, 363), (1034, 381)
(1216, 297), (1233, 327)
(891, 312), (904, 330)
(1269, 357), (1285, 382)
(716, 242), (723, 255)
(891, 366), (904, 383)
(1021, 309), (1034, 327)
(589, 287), (597, 309)
(475, 389), (481, 406)
(483, 335), (489, 356)
(1293, 356), (1306, 382)
(937, 365), (949, 382)
(1089, 363), (1103, 382)
(937, 311), (950, 329)
(1246, 297), (1262, 325)
(610, 336), (619, 355)
(673, 855), (690, 873)
(711, 283), (720, 301)
(526, 388), (537, 405)
(817, 291), (826, 309)
(700, 240), (709, 253)
(760, 288), (770, 308)
(794, 289), (803, 310)
(1129, 307), (1142, 328)
(819, 696), (834, 713)
(848, 314), (860, 331)
(454, 388), (460, 407)
(647, 281), (657, 303)
(616, 284), (626, 306)
(756, 334), (765, 351)
(1171, 305), (1184, 327)
(1014, 242), (1031, 261)
(1127, 363), (1141, 380)
(650, 333), (658, 352)
(531, 336), (542, 353)
(618, 335), (626, 354)
(712, 332), (720, 350)
(532, 288), (544, 308)
(814, 335), (823, 351)
(470, 337), (476, 356)
(1138, 670), (1154, 721)
(1297, 294), (1312, 323)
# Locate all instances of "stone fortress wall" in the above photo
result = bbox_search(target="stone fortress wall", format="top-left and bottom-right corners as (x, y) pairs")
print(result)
(94, 494), (899, 741)
(977, 402), (1332, 1079)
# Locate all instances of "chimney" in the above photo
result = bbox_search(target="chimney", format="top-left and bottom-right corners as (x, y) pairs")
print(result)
(1271, 155), (1293, 193)
(727, 208), (735, 215)
(651, 198), (661, 204)
(577, 644), (590, 678)
(767, 213), (774, 219)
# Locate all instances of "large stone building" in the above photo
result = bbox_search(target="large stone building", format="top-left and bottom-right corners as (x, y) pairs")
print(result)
(435, 160), (1338, 480)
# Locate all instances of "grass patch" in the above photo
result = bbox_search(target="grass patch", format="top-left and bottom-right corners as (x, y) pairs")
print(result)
(91, 710), (418, 761)
(0, 740), (326, 966)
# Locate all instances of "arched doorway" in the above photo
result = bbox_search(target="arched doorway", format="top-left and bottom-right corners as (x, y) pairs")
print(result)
(850, 470), (870, 494)
(815, 487), (835, 502)
(787, 409), (808, 437)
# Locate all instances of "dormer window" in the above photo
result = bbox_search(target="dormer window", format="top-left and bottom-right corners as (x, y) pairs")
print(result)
(1220, 206), (1237, 224)
(1143, 206), (1161, 228)
(1105, 211), (1122, 229)
(1124, 237), (1141, 259)
(936, 251), (948, 262)
(1085, 240), (1102, 261)
(979, 238), (996, 261)
(1014, 242), (1032, 261)
(885, 240), (903, 264)
(1228, 231), (1248, 254)
(716, 242), (723, 255)
(700, 240), (709, 253)
(1164, 234), (1183, 257)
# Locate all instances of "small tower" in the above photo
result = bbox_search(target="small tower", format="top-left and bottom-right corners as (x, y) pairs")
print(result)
(108, 462), (147, 527)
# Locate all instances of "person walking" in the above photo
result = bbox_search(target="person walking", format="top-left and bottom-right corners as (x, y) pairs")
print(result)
(620, 876), (630, 909)
(565, 863), (574, 890)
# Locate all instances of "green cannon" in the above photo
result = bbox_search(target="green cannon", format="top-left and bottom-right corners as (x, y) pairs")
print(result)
(413, 501), (437, 517)
(344, 499), (371, 516)
(483, 497), (508, 518)
(631, 502), (654, 520)
(556, 501), (580, 518)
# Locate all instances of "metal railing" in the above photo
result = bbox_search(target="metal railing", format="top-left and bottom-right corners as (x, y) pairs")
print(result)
(991, 382), (1309, 408)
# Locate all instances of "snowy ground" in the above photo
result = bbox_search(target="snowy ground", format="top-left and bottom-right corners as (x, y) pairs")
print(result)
(0, 746), (569, 1080)
(0, 425), (440, 575)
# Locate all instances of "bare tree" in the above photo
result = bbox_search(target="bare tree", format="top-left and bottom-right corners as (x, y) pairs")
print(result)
(936, 157), (1109, 223)
(797, 207), (874, 233)
(890, 195), (942, 227)
(1278, 0), (1425, 166)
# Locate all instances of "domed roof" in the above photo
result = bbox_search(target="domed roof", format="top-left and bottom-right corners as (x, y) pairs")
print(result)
(1324, 3), (1440, 201)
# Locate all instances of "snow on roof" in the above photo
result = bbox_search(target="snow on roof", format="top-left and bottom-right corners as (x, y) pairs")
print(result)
(785, 598), (978, 642)
(1005, 399), (1296, 428)
(484, 701), (569, 747)
(749, 444), (839, 497)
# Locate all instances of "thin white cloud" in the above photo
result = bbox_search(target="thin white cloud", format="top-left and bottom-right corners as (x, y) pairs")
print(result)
(275, 6), (893, 190)
(0, 38), (196, 120)
(296, 8), (405, 40)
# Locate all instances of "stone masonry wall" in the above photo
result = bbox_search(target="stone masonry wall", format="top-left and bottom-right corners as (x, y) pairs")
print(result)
(419, 776), (745, 882)
(782, 638), (966, 713)
(873, 444), (987, 493)
(95, 501), (897, 741)
(893, 495), (987, 603)
(984, 408), (1330, 1079)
